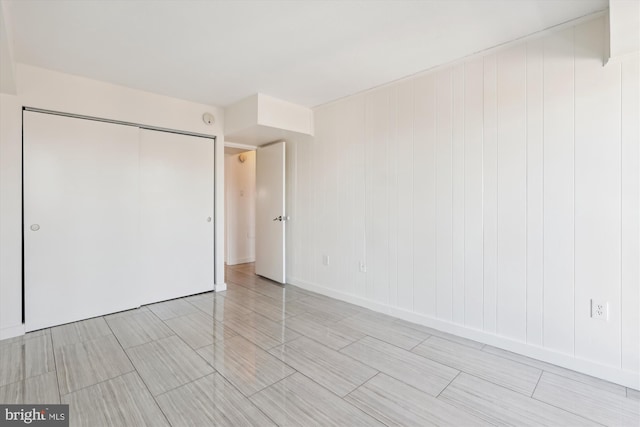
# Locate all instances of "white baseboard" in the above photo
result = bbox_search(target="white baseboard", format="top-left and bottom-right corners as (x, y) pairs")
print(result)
(214, 282), (227, 292)
(288, 276), (639, 390)
(226, 257), (255, 266)
(0, 324), (25, 341)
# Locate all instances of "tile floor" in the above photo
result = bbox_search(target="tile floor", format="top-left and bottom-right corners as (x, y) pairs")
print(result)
(1, 263), (638, 426)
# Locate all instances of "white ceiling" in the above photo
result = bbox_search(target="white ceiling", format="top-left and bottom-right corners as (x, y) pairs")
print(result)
(5, 0), (607, 108)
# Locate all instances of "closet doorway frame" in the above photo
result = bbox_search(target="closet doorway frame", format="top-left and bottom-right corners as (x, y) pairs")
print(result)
(21, 106), (218, 325)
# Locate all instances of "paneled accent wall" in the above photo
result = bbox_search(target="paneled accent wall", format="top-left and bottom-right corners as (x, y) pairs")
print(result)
(287, 15), (639, 386)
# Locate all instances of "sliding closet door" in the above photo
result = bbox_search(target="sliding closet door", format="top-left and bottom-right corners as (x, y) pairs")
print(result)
(24, 111), (140, 331)
(139, 129), (214, 303)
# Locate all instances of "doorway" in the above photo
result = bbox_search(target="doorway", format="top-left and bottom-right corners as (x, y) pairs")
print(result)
(224, 147), (256, 267)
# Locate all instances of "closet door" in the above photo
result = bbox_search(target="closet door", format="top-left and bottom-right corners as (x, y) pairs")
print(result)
(139, 129), (214, 303)
(24, 112), (140, 331)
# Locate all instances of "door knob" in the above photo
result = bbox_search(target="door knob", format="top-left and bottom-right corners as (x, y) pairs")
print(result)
(273, 216), (282, 221)
(30, 224), (40, 231)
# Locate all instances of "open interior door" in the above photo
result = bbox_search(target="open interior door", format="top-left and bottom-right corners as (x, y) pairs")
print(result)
(255, 141), (286, 283)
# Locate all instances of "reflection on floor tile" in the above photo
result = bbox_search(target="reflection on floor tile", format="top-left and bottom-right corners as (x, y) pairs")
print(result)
(439, 372), (600, 426)
(51, 317), (112, 349)
(106, 311), (174, 349)
(62, 372), (169, 427)
(156, 373), (275, 426)
(147, 298), (201, 321)
(0, 334), (55, 388)
(223, 312), (300, 350)
(341, 336), (458, 396)
(0, 262), (633, 427)
(412, 336), (541, 395)
(337, 312), (430, 350)
(55, 334), (134, 395)
(198, 335), (295, 396)
(280, 312), (365, 350)
(251, 373), (384, 426)
(347, 373), (491, 426)
(164, 311), (233, 350)
(533, 372), (640, 426)
(269, 337), (377, 397)
(125, 335), (213, 396)
(0, 371), (59, 404)
(0, 329), (50, 348)
(482, 344), (627, 396)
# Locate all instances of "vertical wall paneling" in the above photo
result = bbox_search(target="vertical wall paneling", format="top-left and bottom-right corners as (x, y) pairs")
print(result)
(396, 81), (415, 311)
(294, 134), (306, 283)
(363, 97), (374, 299)
(337, 98), (353, 296)
(352, 96), (368, 298)
(574, 19), (622, 367)
(526, 38), (545, 346)
(307, 107), (324, 286)
(288, 15), (639, 387)
(329, 105), (342, 291)
(496, 45), (528, 341)
(542, 27), (575, 355)
(621, 55), (640, 373)
(413, 75), (437, 316)
(285, 141), (297, 280)
(464, 58), (485, 330)
(452, 64), (466, 324)
(388, 89), (399, 306)
(317, 106), (335, 289)
(435, 70), (454, 321)
(335, 101), (350, 294)
(482, 54), (498, 333)
(370, 90), (391, 304)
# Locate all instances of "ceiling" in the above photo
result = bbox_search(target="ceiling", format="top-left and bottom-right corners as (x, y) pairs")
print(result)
(5, 0), (607, 108)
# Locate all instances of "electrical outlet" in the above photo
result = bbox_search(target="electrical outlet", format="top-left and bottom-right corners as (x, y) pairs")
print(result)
(322, 255), (329, 266)
(590, 299), (608, 320)
(359, 261), (367, 273)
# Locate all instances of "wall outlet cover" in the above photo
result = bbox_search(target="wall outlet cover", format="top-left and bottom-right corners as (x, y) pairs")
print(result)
(590, 299), (608, 321)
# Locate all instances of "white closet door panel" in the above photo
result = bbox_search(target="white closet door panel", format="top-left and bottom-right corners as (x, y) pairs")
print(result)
(24, 111), (140, 331)
(139, 129), (214, 303)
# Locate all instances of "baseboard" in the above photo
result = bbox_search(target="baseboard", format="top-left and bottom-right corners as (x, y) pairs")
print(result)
(288, 276), (639, 390)
(214, 282), (227, 292)
(0, 324), (25, 341)
(226, 257), (255, 266)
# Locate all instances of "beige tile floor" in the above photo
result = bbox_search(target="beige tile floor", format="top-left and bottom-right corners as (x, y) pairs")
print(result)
(1, 262), (638, 426)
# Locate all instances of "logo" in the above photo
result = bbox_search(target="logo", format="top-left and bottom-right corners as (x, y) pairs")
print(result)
(0, 405), (68, 426)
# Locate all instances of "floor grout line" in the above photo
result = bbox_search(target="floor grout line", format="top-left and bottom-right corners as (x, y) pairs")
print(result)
(436, 371), (461, 398)
(531, 369), (544, 397)
(48, 332), (63, 404)
(103, 314), (174, 427)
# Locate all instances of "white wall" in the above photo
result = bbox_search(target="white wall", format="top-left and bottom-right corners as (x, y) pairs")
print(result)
(0, 2), (16, 94)
(287, 15), (639, 388)
(225, 151), (256, 265)
(0, 94), (22, 338)
(0, 64), (226, 339)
